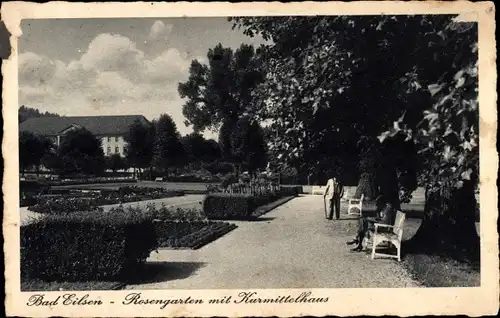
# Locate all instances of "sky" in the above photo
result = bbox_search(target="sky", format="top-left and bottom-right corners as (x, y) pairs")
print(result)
(18, 18), (268, 139)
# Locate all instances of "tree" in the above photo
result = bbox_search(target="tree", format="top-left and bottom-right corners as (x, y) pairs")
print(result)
(19, 105), (60, 123)
(106, 154), (127, 173)
(232, 15), (478, 256)
(153, 114), (185, 175)
(230, 117), (268, 176)
(379, 20), (479, 258)
(124, 119), (155, 178)
(180, 132), (221, 165)
(57, 128), (106, 176)
(230, 16), (451, 191)
(178, 43), (264, 161)
(19, 131), (53, 175)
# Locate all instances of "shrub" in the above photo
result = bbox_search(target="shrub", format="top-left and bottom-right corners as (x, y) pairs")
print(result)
(20, 206), (158, 282)
(203, 193), (255, 220)
(203, 187), (299, 220)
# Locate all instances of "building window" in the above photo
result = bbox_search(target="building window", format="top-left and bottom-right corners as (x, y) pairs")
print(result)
(107, 147), (111, 154)
(115, 146), (119, 154)
(115, 136), (119, 142)
(107, 136), (111, 142)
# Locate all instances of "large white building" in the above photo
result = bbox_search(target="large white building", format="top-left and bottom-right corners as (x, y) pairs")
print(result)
(19, 115), (150, 157)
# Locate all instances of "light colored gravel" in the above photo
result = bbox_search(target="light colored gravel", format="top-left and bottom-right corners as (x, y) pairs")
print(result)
(126, 195), (421, 289)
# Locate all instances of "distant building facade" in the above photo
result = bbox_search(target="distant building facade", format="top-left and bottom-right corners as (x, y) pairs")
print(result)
(19, 115), (150, 157)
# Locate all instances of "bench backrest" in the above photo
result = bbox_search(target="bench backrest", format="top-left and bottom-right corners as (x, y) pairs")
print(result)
(393, 210), (406, 235)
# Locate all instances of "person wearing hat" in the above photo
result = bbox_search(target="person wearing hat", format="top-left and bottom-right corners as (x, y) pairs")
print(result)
(346, 194), (395, 251)
(323, 176), (345, 220)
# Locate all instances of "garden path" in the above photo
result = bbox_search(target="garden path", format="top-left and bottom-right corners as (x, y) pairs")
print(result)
(125, 195), (421, 289)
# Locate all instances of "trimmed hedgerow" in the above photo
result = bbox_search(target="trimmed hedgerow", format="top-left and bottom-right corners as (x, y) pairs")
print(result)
(203, 193), (255, 220)
(20, 206), (158, 282)
(203, 187), (299, 220)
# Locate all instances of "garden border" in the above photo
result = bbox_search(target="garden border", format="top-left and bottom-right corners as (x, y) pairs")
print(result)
(252, 195), (297, 219)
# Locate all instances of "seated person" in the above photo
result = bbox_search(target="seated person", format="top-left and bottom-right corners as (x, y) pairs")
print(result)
(346, 194), (395, 252)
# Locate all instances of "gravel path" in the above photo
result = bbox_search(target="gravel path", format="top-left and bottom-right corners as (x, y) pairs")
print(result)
(125, 195), (420, 289)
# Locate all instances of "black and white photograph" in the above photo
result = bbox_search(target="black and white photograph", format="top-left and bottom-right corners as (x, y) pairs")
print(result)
(3, 1), (498, 317)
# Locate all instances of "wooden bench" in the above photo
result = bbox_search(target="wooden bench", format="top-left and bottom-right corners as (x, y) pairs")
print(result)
(347, 194), (364, 216)
(369, 210), (406, 261)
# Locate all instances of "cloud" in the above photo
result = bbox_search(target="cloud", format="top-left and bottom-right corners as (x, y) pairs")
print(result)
(144, 48), (190, 83)
(18, 31), (196, 134)
(79, 33), (145, 82)
(18, 52), (60, 86)
(149, 20), (173, 39)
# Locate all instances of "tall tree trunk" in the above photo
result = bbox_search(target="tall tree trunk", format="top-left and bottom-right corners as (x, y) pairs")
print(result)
(406, 180), (479, 262)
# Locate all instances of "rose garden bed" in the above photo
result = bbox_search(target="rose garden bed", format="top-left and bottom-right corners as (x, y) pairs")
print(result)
(154, 220), (237, 249)
(26, 186), (185, 214)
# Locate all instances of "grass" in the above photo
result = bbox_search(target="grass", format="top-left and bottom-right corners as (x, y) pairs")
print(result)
(359, 201), (481, 287)
(401, 254), (480, 287)
(400, 214), (480, 287)
(21, 279), (125, 291)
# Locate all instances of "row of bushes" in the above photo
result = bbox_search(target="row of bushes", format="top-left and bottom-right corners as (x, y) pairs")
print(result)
(46, 178), (137, 186)
(21, 206), (157, 281)
(21, 203), (237, 283)
(203, 186), (301, 220)
(27, 187), (185, 214)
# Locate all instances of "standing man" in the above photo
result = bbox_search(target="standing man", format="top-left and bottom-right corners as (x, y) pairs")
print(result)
(324, 176), (344, 220)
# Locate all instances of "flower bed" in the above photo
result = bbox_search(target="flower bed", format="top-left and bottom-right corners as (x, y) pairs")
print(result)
(47, 178), (137, 186)
(27, 187), (185, 214)
(154, 220), (237, 249)
(144, 203), (237, 250)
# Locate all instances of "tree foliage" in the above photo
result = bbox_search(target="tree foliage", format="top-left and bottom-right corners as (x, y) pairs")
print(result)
(57, 128), (106, 176)
(19, 131), (53, 172)
(180, 132), (221, 164)
(232, 15), (480, 254)
(124, 119), (155, 170)
(19, 105), (60, 123)
(106, 154), (128, 172)
(230, 117), (268, 174)
(178, 43), (264, 133)
(153, 114), (185, 173)
(379, 21), (479, 193)
(230, 16), (457, 178)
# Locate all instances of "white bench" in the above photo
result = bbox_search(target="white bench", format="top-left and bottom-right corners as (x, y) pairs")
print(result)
(341, 189), (350, 202)
(370, 210), (406, 261)
(347, 194), (364, 216)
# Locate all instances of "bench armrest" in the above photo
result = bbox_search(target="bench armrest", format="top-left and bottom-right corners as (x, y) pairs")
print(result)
(374, 223), (393, 228)
(374, 223), (394, 233)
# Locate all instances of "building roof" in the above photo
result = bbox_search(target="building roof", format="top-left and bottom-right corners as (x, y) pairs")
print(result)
(19, 115), (150, 136)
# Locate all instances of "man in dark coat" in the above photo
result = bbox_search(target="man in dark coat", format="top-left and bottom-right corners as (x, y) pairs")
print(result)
(346, 194), (395, 251)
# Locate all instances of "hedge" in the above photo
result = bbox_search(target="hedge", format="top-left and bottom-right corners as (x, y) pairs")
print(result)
(203, 187), (300, 220)
(20, 207), (157, 282)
